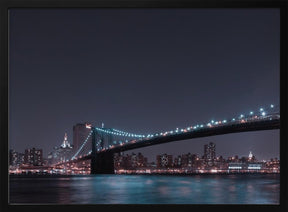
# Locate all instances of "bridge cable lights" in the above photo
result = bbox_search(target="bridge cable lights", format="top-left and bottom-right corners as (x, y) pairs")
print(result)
(70, 103), (278, 159)
(71, 130), (92, 160)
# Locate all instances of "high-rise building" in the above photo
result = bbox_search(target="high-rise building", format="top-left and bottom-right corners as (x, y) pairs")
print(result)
(10, 149), (24, 167)
(181, 152), (195, 168)
(48, 133), (74, 164)
(9, 149), (17, 166)
(59, 133), (73, 162)
(73, 122), (92, 154)
(24, 148), (43, 166)
(156, 154), (173, 168)
(204, 142), (216, 165)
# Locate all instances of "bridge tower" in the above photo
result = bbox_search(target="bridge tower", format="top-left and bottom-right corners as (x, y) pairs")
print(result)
(91, 127), (115, 174)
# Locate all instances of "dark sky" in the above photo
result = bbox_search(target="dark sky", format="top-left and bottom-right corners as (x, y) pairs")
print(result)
(9, 8), (280, 162)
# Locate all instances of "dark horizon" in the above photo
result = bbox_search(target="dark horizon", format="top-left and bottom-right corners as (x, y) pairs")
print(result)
(9, 8), (280, 162)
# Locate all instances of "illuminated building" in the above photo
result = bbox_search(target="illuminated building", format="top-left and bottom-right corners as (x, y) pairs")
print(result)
(156, 154), (173, 168)
(204, 142), (216, 166)
(47, 146), (60, 165)
(174, 153), (196, 168)
(58, 133), (73, 162)
(48, 133), (73, 164)
(24, 148), (43, 166)
(182, 153), (196, 168)
(9, 149), (17, 166)
(228, 162), (244, 170)
(174, 155), (182, 168)
(114, 152), (147, 170)
(265, 158), (280, 173)
(114, 152), (125, 169)
(136, 152), (147, 167)
(61, 133), (72, 148)
(247, 163), (262, 171)
(9, 149), (24, 167)
(248, 151), (256, 162)
(73, 122), (92, 154)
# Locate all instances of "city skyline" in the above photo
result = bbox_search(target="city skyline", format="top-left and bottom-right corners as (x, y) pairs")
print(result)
(10, 140), (280, 176)
(10, 132), (279, 164)
(9, 9), (280, 161)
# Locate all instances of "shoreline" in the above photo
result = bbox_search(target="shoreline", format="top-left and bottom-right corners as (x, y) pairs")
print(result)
(9, 172), (280, 178)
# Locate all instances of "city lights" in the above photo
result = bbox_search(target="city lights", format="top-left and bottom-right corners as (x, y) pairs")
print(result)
(68, 104), (279, 160)
(9, 104), (279, 176)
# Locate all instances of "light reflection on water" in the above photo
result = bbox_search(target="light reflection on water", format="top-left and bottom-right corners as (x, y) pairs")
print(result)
(9, 174), (280, 204)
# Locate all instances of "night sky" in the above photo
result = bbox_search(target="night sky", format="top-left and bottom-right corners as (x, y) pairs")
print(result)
(9, 8), (280, 162)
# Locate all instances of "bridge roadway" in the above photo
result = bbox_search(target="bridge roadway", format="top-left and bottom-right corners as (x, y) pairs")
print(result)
(77, 118), (280, 165)
(103, 118), (280, 154)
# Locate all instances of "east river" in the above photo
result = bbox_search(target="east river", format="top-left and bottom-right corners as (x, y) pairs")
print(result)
(9, 174), (279, 204)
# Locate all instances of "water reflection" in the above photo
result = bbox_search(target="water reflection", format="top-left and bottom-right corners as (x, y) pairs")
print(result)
(10, 174), (279, 204)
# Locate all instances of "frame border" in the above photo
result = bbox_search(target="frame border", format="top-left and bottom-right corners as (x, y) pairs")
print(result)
(1, 0), (287, 212)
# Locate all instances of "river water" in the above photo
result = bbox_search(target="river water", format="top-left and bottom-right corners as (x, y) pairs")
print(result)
(9, 174), (279, 204)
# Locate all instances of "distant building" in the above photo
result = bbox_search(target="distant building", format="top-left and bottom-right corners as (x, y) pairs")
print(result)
(47, 146), (60, 165)
(73, 123), (92, 154)
(215, 155), (227, 169)
(227, 152), (263, 172)
(114, 152), (124, 169)
(247, 163), (262, 171)
(265, 158), (280, 173)
(48, 133), (73, 164)
(248, 151), (256, 162)
(136, 152), (148, 167)
(9, 149), (24, 167)
(58, 133), (73, 162)
(24, 148), (43, 166)
(156, 154), (173, 168)
(9, 149), (17, 166)
(114, 152), (148, 170)
(228, 162), (244, 170)
(181, 152), (196, 168)
(173, 153), (196, 168)
(174, 155), (182, 168)
(204, 142), (216, 166)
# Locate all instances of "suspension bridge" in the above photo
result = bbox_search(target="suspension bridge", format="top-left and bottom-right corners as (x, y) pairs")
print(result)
(54, 104), (280, 174)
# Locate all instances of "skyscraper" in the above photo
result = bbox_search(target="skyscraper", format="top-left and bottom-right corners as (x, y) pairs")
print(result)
(59, 133), (73, 162)
(204, 142), (216, 164)
(72, 122), (92, 154)
(24, 148), (43, 166)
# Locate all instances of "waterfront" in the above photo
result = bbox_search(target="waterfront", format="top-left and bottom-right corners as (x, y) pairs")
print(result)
(9, 173), (280, 204)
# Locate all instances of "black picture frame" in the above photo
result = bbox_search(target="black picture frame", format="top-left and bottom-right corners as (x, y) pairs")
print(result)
(1, 0), (287, 212)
